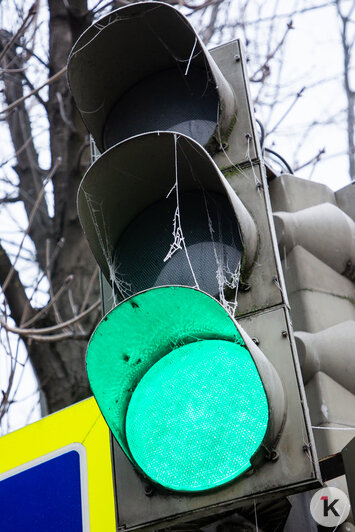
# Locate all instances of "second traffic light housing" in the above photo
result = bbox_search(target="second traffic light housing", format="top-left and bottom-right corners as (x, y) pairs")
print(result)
(77, 132), (258, 300)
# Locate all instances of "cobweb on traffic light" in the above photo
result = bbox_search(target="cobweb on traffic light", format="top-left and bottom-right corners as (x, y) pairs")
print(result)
(162, 134), (242, 318)
(85, 134), (242, 317)
(82, 193), (130, 308)
(162, 138), (199, 289)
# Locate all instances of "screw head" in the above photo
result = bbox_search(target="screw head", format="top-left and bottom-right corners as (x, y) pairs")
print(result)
(240, 282), (251, 293)
(218, 141), (229, 152)
(270, 449), (279, 462)
(144, 484), (154, 497)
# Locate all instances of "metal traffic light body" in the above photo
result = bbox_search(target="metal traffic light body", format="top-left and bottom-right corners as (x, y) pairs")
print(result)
(270, 176), (355, 447)
(68, 3), (321, 530)
(270, 175), (355, 527)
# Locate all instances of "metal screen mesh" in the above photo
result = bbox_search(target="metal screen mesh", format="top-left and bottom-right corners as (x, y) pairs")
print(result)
(113, 191), (242, 299)
(103, 67), (218, 148)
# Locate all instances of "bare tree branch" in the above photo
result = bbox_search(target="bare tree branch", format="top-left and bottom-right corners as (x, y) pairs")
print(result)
(0, 29), (52, 271)
(267, 87), (305, 136)
(335, 0), (355, 181)
(0, 242), (33, 325)
(249, 21), (294, 82)
(0, 159), (59, 295)
(0, 65), (66, 116)
(0, 1), (39, 63)
(1, 299), (100, 337)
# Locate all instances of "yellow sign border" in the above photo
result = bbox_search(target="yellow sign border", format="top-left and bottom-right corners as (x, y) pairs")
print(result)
(0, 397), (116, 531)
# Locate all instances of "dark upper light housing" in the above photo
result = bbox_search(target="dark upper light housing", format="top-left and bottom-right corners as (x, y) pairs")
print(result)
(67, 1), (237, 153)
(103, 67), (218, 150)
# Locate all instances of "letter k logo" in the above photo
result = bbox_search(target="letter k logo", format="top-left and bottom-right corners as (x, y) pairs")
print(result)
(321, 495), (340, 517)
(311, 487), (350, 526)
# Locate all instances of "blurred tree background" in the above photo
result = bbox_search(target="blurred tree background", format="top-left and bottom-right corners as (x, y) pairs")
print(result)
(0, 0), (353, 432)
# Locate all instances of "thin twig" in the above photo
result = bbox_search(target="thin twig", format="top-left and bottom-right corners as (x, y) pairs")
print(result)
(79, 266), (99, 314)
(1, 299), (100, 337)
(46, 238), (63, 324)
(294, 148), (326, 171)
(0, 66), (66, 116)
(27, 331), (89, 342)
(22, 275), (74, 327)
(267, 87), (305, 136)
(68, 288), (85, 334)
(0, 1), (39, 63)
(19, 237), (66, 327)
(0, 158), (61, 295)
(250, 21), (293, 82)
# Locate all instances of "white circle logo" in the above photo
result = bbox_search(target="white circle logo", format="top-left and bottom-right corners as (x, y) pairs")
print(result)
(310, 487), (350, 527)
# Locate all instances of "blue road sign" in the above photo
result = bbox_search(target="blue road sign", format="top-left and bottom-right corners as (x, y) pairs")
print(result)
(0, 443), (89, 532)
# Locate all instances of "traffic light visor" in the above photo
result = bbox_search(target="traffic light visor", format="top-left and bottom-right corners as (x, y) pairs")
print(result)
(67, 1), (236, 152)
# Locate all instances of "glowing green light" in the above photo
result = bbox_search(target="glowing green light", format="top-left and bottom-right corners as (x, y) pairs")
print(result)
(126, 339), (269, 491)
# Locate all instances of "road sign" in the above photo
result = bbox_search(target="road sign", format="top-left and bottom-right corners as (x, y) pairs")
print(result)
(0, 397), (115, 531)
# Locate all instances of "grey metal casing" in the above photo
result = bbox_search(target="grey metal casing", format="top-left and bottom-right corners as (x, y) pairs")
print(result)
(270, 173), (355, 527)
(105, 305), (319, 531)
(97, 39), (321, 531)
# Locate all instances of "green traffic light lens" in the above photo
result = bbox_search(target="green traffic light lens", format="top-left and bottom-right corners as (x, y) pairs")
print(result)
(125, 339), (269, 492)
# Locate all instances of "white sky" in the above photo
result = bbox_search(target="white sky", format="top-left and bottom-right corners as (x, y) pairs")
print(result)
(262, 2), (352, 190)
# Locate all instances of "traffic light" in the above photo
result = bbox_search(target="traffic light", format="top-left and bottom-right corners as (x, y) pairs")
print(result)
(270, 174), (355, 525)
(86, 285), (286, 493)
(68, 2), (321, 529)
